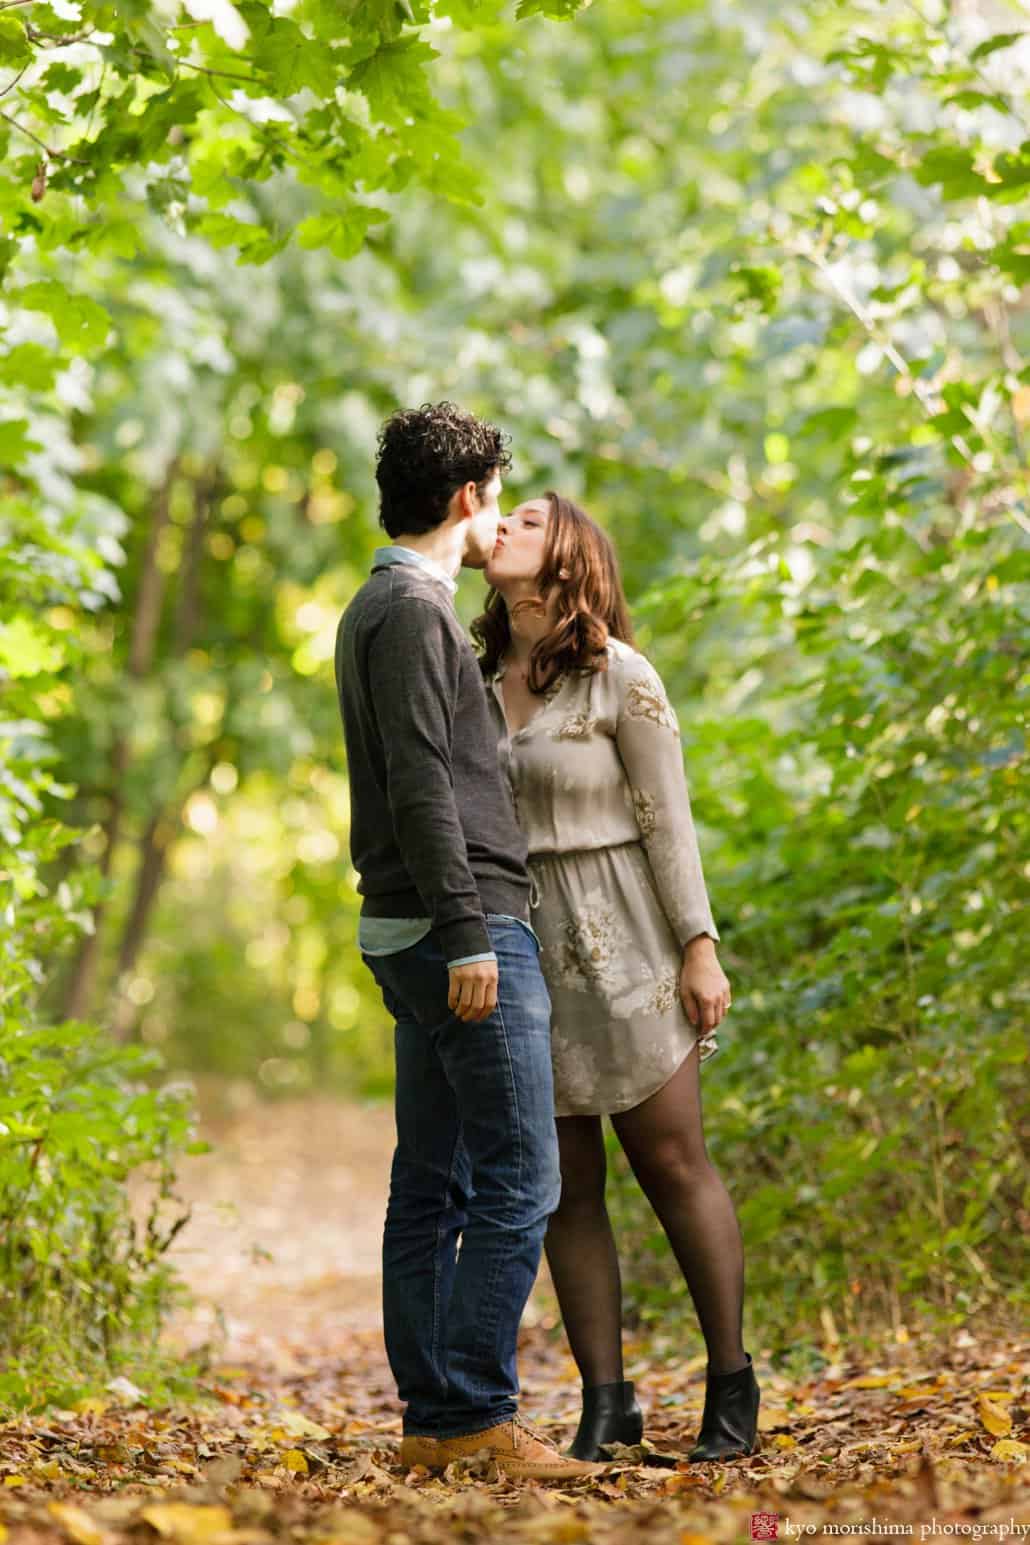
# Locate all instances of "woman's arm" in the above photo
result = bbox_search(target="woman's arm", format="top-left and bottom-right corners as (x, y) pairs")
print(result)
(613, 650), (720, 948)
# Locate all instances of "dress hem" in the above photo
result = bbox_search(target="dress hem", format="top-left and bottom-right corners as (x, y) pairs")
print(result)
(553, 1034), (720, 1119)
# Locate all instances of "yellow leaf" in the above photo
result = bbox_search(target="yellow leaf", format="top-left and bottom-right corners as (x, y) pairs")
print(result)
(0, 1521), (7, 1543)
(529, 1523), (589, 1543)
(990, 1439), (1028, 1463)
(37, 1459), (63, 1480)
(283, 1449), (308, 1475)
(845, 1375), (892, 1389)
(314, 1516), (379, 1545)
(46, 1502), (108, 1545)
(139, 1503), (233, 1543)
(772, 1434), (797, 1449)
(72, 1397), (109, 1416)
(3, 1475), (26, 1488)
(978, 1395), (1013, 1438)
(271, 1409), (331, 1441)
(681, 1534), (714, 1545)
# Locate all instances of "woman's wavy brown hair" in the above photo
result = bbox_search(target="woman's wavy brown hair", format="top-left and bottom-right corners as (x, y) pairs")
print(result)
(471, 492), (636, 693)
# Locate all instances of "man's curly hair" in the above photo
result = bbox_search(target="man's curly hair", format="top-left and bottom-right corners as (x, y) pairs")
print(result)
(375, 401), (513, 538)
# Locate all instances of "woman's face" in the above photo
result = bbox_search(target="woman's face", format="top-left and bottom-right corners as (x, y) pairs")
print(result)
(484, 498), (551, 590)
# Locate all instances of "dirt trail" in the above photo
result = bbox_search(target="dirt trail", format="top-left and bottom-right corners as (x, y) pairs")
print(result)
(1, 1090), (1024, 1544)
(161, 1088), (558, 1370)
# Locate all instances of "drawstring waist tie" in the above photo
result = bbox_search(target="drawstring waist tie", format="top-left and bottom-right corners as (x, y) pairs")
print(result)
(526, 839), (641, 911)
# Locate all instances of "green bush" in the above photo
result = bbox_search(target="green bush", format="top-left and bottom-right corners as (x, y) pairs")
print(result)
(0, 1023), (203, 1410)
(1, 494), (207, 1411)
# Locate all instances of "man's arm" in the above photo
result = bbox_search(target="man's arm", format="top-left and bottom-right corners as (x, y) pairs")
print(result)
(367, 594), (494, 968)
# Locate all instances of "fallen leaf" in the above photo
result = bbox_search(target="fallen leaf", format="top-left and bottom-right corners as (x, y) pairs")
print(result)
(271, 1410), (331, 1441)
(139, 1503), (233, 1542)
(978, 1394), (1013, 1438)
(990, 1439), (1028, 1462)
(46, 1502), (109, 1545)
(283, 1448), (309, 1474)
(312, 1512), (380, 1544)
(106, 1375), (147, 1405)
(844, 1375), (893, 1389)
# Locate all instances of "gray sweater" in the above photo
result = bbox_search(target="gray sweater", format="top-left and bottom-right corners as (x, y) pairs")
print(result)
(334, 560), (531, 963)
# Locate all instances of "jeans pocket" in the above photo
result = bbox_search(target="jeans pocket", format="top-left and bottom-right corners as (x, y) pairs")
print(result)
(485, 913), (541, 952)
(363, 955), (406, 1022)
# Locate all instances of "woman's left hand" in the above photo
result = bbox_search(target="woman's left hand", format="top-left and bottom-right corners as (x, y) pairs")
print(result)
(679, 935), (731, 1032)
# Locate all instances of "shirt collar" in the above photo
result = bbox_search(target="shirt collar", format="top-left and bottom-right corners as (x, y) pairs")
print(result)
(372, 544), (458, 595)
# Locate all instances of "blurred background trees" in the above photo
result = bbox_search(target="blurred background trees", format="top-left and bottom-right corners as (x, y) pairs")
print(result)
(2, 0), (1027, 1401)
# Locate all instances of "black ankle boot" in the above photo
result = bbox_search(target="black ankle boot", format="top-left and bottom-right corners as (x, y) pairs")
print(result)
(686, 1352), (761, 1461)
(566, 1380), (644, 1460)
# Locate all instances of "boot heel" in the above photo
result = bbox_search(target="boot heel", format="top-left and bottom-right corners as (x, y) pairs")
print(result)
(567, 1380), (644, 1462)
(686, 1352), (761, 1463)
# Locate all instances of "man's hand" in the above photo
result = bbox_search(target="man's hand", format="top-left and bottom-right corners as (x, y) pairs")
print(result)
(679, 934), (731, 1032)
(448, 959), (499, 1024)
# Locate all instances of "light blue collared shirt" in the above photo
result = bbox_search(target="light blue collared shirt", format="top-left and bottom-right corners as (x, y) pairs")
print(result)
(371, 543), (458, 593)
(359, 544), (495, 969)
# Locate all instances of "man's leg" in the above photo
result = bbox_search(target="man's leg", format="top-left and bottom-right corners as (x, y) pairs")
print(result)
(367, 918), (561, 1439)
(364, 959), (473, 1434)
(419, 917), (561, 1436)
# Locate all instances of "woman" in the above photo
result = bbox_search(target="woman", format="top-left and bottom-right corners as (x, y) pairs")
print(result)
(474, 492), (761, 1464)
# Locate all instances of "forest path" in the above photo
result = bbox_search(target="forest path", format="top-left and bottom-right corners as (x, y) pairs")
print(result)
(1, 1092), (1026, 1544)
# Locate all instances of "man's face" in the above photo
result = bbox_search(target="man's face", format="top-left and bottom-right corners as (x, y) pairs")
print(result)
(461, 470), (503, 568)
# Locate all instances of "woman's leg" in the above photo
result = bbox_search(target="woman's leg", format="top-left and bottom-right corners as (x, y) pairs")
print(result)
(543, 1114), (625, 1386)
(610, 1045), (747, 1375)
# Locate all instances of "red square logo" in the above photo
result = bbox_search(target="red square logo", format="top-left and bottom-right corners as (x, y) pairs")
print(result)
(750, 1514), (780, 1541)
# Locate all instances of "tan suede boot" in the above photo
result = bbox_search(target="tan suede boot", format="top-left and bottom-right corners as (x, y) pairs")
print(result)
(401, 1415), (606, 1481)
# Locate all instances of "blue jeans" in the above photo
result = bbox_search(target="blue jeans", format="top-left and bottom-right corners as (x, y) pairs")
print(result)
(362, 916), (561, 1439)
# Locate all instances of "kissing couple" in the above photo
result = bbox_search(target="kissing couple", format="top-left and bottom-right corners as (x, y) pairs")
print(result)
(334, 402), (761, 1481)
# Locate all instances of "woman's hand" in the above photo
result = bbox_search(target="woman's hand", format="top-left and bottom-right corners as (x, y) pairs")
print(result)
(679, 934), (731, 1032)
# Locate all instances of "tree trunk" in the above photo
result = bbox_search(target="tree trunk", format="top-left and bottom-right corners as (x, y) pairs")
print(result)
(108, 471), (217, 1041)
(60, 458), (179, 1024)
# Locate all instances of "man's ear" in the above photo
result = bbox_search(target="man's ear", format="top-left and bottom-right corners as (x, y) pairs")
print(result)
(458, 479), (479, 518)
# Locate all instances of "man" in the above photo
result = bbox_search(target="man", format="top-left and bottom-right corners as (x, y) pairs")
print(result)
(334, 402), (601, 1482)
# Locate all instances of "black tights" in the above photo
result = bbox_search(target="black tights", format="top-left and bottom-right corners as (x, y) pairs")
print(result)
(543, 1044), (747, 1384)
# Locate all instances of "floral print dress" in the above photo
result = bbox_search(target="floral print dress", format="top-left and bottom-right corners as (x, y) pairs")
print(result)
(485, 638), (721, 1117)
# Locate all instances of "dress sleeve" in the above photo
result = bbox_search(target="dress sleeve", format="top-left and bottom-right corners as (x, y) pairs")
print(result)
(613, 651), (720, 947)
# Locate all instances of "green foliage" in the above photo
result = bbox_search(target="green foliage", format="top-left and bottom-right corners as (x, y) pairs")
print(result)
(0, 1023), (203, 1411)
(0, 491), (208, 1411)
(5, 0), (1028, 1360)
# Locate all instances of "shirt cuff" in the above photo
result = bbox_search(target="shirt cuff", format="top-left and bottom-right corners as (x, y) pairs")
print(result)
(446, 950), (498, 968)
